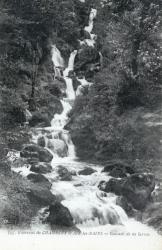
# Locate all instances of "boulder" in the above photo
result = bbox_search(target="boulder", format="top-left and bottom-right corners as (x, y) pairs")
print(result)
(98, 179), (123, 195)
(78, 167), (96, 176)
(47, 139), (68, 158)
(70, 170), (77, 176)
(83, 30), (91, 39)
(98, 173), (155, 210)
(142, 202), (162, 231)
(122, 173), (155, 210)
(109, 167), (127, 178)
(46, 202), (74, 227)
(27, 173), (52, 189)
(29, 112), (51, 127)
(102, 161), (135, 175)
(27, 185), (56, 206)
(37, 136), (46, 147)
(57, 165), (72, 181)
(30, 162), (52, 174)
(21, 144), (53, 163)
(20, 151), (39, 159)
(116, 196), (135, 217)
(27, 157), (39, 165)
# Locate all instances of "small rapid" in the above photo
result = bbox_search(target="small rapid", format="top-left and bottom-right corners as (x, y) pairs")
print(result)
(11, 6), (160, 237)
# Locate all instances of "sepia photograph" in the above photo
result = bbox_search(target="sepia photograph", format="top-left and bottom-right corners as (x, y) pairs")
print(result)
(0, 0), (162, 249)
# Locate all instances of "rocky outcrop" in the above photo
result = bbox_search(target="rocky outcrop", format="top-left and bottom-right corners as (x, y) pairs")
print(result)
(74, 46), (100, 77)
(30, 162), (52, 174)
(27, 185), (56, 206)
(27, 173), (52, 189)
(47, 202), (73, 227)
(116, 196), (135, 217)
(46, 202), (81, 233)
(37, 136), (46, 147)
(20, 144), (53, 162)
(48, 79), (66, 97)
(102, 161), (135, 175)
(57, 165), (72, 181)
(142, 202), (162, 232)
(109, 167), (127, 178)
(99, 173), (155, 210)
(29, 112), (51, 127)
(78, 167), (96, 175)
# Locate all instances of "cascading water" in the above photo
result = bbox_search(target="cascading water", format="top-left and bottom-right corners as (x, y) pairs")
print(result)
(63, 50), (77, 100)
(12, 6), (159, 237)
(84, 8), (97, 35)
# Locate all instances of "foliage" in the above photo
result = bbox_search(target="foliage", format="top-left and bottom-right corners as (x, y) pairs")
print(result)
(69, 0), (162, 163)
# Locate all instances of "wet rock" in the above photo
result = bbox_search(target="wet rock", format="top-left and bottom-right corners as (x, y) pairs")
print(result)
(74, 183), (83, 187)
(70, 170), (77, 176)
(102, 161), (135, 175)
(99, 173), (155, 210)
(27, 185), (56, 206)
(21, 144), (53, 162)
(37, 136), (46, 147)
(57, 165), (72, 181)
(78, 167), (96, 175)
(74, 46), (100, 74)
(39, 148), (53, 162)
(27, 173), (52, 189)
(83, 30), (91, 39)
(142, 202), (162, 231)
(98, 179), (123, 195)
(116, 196), (135, 217)
(46, 202), (74, 227)
(122, 173), (155, 210)
(72, 77), (81, 91)
(29, 112), (51, 127)
(20, 150), (39, 159)
(30, 162), (52, 174)
(109, 167), (127, 178)
(47, 139), (68, 158)
(27, 157), (39, 165)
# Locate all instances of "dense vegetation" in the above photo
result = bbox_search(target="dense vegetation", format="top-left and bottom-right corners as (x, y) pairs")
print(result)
(0, 0), (161, 230)
(69, 0), (162, 166)
(0, 0), (95, 228)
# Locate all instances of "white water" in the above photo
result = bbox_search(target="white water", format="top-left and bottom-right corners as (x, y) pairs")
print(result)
(76, 77), (93, 96)
(84, 9), (97, 36)
(63, 50), (77, 100)
(12, 7), (160, 237)
(52, 45), (64, 68)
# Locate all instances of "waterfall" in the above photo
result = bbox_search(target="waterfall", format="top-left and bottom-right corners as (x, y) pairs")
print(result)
(63, 50), (77, 100)
(51, 45), (64, 68)
(76, 77), (93, 96)
(84, 8), (97, 35)
(63, 50), (77, 77)
(50, 48), (77, 160)
(12, 6), (159, 238)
